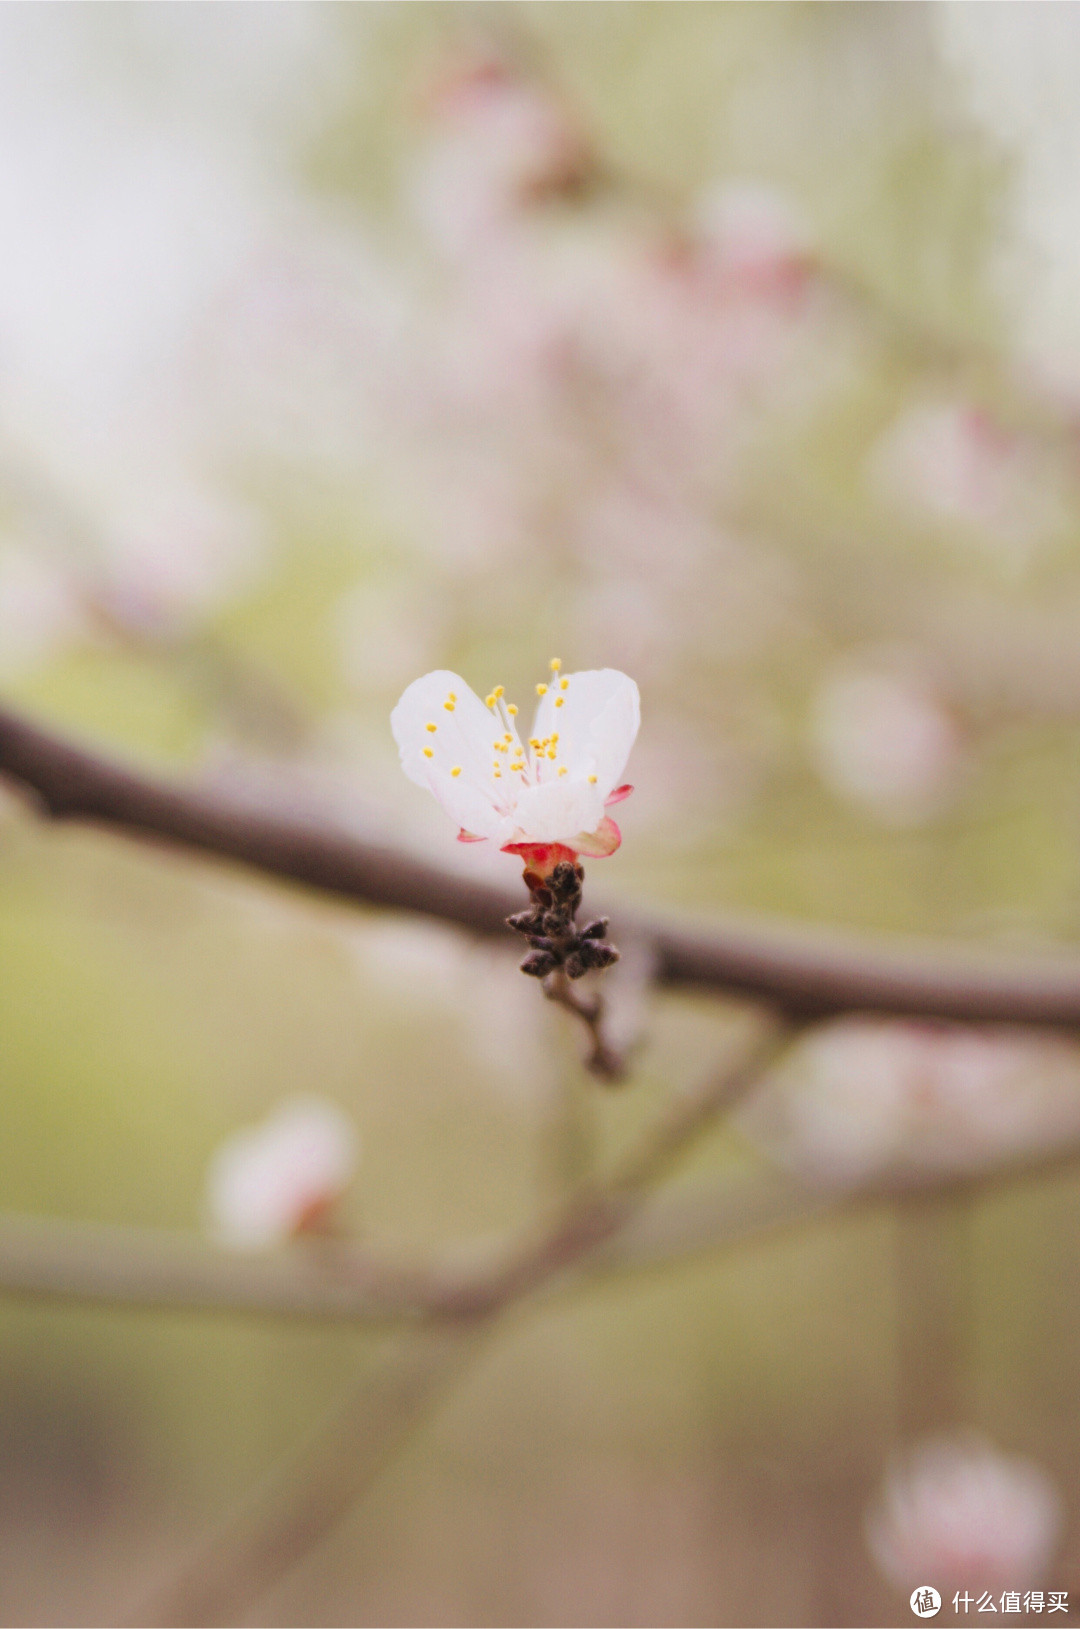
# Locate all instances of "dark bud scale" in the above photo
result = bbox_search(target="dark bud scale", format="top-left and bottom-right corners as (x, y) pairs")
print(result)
(507, 860), (620, 980)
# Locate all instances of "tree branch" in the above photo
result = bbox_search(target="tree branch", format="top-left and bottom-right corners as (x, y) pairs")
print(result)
(4, 701), (1080, 1027)
(138, 1322), (488, 1629)
(136, 1017), (791, 1624)
(3, 1130), (1079, 1328)
(543, 968), (626, 1080)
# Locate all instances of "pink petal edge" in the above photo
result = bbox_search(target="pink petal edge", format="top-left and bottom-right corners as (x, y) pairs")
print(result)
(569, 815), (622, 859)
(605, 783), (633, 807)
(457, 828), (487, 843)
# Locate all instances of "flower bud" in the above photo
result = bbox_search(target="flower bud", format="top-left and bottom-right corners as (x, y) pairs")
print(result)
(206, 1097), (358, 1251)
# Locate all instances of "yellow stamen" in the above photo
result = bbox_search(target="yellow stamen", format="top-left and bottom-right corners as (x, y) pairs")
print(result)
(554, 697), (564, 708)
(444, 701), (455, 712)
(493, 685), (504, 698)
(536, 683), (548, 696)
(588, 774), (597, 783)
(560, 678), (569, 691)
(549, 657), (561, 672)
(451, 766), (461, 777)
(529, 738), (540, 750)
(547, 750), (557, 760)
(507, 703), (518, 715)
(485, 694), (496, 709)
(447, 692), (457, 702)
(494, 770), (502, 779)
(423, 748), (434, 759)
(425, 722), (437, 733)
(550, 733), (559, 743)
(558, 766), (568, 777)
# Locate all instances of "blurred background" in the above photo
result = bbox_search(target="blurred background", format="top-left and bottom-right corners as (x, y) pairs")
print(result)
(3, 4), (1080, 1623)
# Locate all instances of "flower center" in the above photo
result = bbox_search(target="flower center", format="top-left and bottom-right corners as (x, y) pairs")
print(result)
(481, 657), (572, 795)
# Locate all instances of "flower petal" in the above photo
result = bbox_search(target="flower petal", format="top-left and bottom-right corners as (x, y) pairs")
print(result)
(569, 814), (622, 858)
(605, 783), (633, 806)
(532, 669), (640, 796)
(511, 776), (607, 843)
(391, 669), (514, 837)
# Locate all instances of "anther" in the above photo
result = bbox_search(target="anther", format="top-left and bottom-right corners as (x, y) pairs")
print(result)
(507, 704), (518, 715)
(485, 695), (496, 709)
(560, 678), (569, 690)
(549, 657), (561, 671)
(444, 701), (455, 711)
(588, 773), (597, 783)
(423, 748), (434, 759)
(554, 697), (564, 708)
(558, 766), (568, 776)
(451, 766), (462, 777)
(425, 722), (437, 733)
(536, 683), (548, 696)
(493, 686), (504, 698)
(547, 750), (557, 760)
(448, 692), (457, 702)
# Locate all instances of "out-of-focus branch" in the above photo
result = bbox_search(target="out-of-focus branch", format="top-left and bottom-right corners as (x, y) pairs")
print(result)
(138, 1017), (790, 1625)
(139, 1322), (488, 1629)
(7, 1075), (1080, 1327)
(6, 702), (1080, 1027)
(0, 1211), (458, 1323)
(543, 968), (625, 1080)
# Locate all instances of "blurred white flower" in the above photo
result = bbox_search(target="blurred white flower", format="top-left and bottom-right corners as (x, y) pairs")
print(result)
(810, 660), (962, 824)
(391, 663), (638, 873)
(410, 50), (591, 261)
(694, 180), (814, 290)
(737, 1017), (1080, 1183)
(866, 1435), (1063, 1592)
(206, 1096), (358, 1251)
(0, 545), (84, 677)
(870, 401), (1068, 571)
(94, 486), (267, 637)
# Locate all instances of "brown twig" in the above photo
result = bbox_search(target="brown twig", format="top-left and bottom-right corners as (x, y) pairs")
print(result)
(138, 1323), (487, 1629)
(5, 702), (1080, 1028)
(137, 1015), (791, 1625)
(543, 968), (625, 1080)
(2, 1120), (1078, 1327)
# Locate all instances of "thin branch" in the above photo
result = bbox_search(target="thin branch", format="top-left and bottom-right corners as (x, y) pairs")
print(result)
(4, 1121), (1080, 1328)
(543, 968), (625, 1080)
(138, 1017), (790, 1624)
(5, 702), (1080, 1028)
(595, 1136), (1080, 1279)
(0, 1211), (462, 1323)
(138, 1323), (487, 1629)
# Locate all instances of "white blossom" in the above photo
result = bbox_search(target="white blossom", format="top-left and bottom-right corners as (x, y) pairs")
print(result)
(737, 1017), (1080, 1183)
(810, 660), (962, 825)
(391, 662), (639, 868)
(206, 1096), (358, 1251)
(869, 401), (1068, 572)
(866, 1435), (1063, 1592)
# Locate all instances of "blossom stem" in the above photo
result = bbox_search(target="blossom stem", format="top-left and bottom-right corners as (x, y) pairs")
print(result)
(543, 966), (626, 1080)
